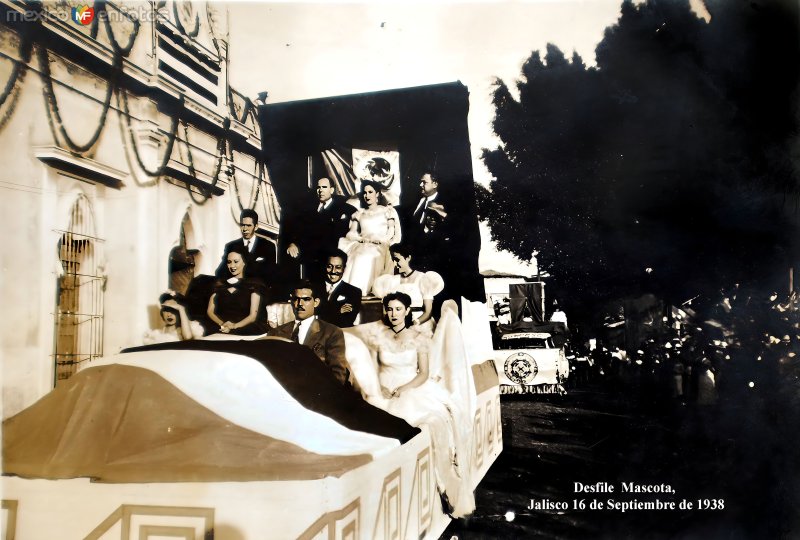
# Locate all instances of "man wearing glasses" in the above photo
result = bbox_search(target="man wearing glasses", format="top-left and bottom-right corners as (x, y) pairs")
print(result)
(317, 249), (362, 328)
(267, 280), (350, 387)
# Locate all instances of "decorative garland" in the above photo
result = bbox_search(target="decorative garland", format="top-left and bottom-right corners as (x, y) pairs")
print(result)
(99, 3), (140, 58)
(1, 1), (264, 213)
(172, 1), (200, 39)
(37, 44), (119, 155)
(0, 29), (34, 132)
(227, 144), (263, 213)
(182, 119), (226, 205)
(118, 87), (183, 177)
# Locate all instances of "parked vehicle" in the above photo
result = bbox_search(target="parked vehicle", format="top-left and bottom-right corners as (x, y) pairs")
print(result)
(493, 329), (569, 394)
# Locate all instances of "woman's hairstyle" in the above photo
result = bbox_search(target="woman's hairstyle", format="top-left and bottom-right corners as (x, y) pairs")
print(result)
(160, 305), (182, 325)
(225, 244), (249, 263)
(389, 242), (413, 260)
(359, 179), (388, 208)
(220, 244), (249, 279)
(382, 291), (414, 328)
(158, 291), (185, 325)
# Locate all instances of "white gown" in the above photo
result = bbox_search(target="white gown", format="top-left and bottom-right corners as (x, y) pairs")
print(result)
(338, 205), (401, 294)
(358, 322), (476, 517)
(372, 271), (444, 328)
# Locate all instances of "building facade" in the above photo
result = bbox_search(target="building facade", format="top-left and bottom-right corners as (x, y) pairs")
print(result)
(0, 0), (280, 418)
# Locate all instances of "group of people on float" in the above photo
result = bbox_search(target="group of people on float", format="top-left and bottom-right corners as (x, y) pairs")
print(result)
(146, 172), (474, 516)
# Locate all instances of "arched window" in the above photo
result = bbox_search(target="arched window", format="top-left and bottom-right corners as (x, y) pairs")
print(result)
(53, 194), (104, 385)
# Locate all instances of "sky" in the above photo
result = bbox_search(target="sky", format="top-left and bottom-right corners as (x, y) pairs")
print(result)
(222, 1), (688, 273)
(226, 0), (626, 186)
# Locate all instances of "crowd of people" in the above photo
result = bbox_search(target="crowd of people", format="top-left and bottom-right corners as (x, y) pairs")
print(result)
(143, 172), (475, 517)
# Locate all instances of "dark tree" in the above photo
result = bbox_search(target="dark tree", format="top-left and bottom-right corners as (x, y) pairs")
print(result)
(482, 0), (800, 322)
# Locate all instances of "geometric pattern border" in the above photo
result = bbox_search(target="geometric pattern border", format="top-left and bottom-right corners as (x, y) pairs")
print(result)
(2, 500), (18, 540)
(486, 400), (494, 450)
(403, 446), (433, 540)
(473, 408), (484, 470)
(84, 504), (214, 540)
(371, 468), (402, 540)
(297, 498), (360, 540)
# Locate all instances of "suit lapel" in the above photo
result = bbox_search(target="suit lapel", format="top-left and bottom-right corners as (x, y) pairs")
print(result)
(303, 318), (321, 345)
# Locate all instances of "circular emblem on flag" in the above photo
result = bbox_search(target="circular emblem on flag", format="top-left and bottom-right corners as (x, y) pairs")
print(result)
(504, 352), (538, 384)
(355, 156), (395, 189)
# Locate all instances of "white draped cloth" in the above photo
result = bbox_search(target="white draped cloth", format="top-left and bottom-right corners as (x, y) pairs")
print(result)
(344, 300), (476, 516)
(90, 350), (399, 458)
(338, 205), (401, 293)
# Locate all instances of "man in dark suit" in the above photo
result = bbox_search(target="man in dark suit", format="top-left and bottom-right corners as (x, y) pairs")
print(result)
(317, 249), (362, 328)
(403, 171), (455, 273)
(215, 209), (277, 287)
(267, 280), (352, 388)
(284, 177), (356, 282)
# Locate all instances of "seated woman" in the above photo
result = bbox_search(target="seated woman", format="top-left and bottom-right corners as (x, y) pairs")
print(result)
(372, 242), (444, 329)
(207, 245), (269, 335)
(338, 180), (401, 295)
(143, 291), (204, 344)
(353, 292), (475, 517)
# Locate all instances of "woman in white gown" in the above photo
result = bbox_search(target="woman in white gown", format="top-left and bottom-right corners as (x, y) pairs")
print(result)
(338, 180), (401, 294)
(372, 242), (444, 329)
(357, 292), (475, 517)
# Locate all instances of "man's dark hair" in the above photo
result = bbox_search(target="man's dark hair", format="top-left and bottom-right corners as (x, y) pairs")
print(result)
(240, 208), (259, 223)
(326, 248), (348, 266)
(316, 177), (336, 192)
(292, 279), (323, 300)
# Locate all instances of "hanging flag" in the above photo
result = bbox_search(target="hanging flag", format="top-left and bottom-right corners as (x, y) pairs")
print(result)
(352, 149), (401, 205)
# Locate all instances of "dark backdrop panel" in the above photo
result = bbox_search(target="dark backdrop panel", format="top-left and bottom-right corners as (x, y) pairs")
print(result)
(259, 82), (484, 302)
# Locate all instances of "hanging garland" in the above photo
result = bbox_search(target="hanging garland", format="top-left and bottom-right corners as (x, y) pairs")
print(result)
(227, 144), (263, 214)
(38, 44), (120, 155)
(0, 28), (34, 132)
(182, 119), (226, 205)
(118, 87), (183, 178)
(99, 2), (140, 58)
(0, 1), (243, 207)
(173, 1), (200, 39)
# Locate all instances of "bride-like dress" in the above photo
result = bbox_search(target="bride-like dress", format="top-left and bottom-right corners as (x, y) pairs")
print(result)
(338, 205), (401, 294)
(346, 305), (476, 517)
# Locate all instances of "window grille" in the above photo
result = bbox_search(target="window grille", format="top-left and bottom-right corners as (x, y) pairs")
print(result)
(53, 194), (104, 385)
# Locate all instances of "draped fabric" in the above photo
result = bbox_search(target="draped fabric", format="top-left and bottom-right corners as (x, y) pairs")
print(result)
(122, 340), (419, 445)
(320, 148), (358, 197)
(2, 340), (422, 483)
(509, 282), (544, 323)
(2, 365), (371, 482)
(343, 300), (477, 517)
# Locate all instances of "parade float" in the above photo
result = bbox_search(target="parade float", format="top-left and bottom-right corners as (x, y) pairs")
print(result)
(486, 279), (570, 394)
(1, 301), (501, 539)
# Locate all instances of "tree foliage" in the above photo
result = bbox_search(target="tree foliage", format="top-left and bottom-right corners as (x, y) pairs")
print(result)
(482, 0), (800, 320)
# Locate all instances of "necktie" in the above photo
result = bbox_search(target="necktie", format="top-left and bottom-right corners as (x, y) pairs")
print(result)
(415, 197), (428, 223)
(318, 202), (324, 212)
(291, 321), (301, 343)
(244, 240), (250, 251)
